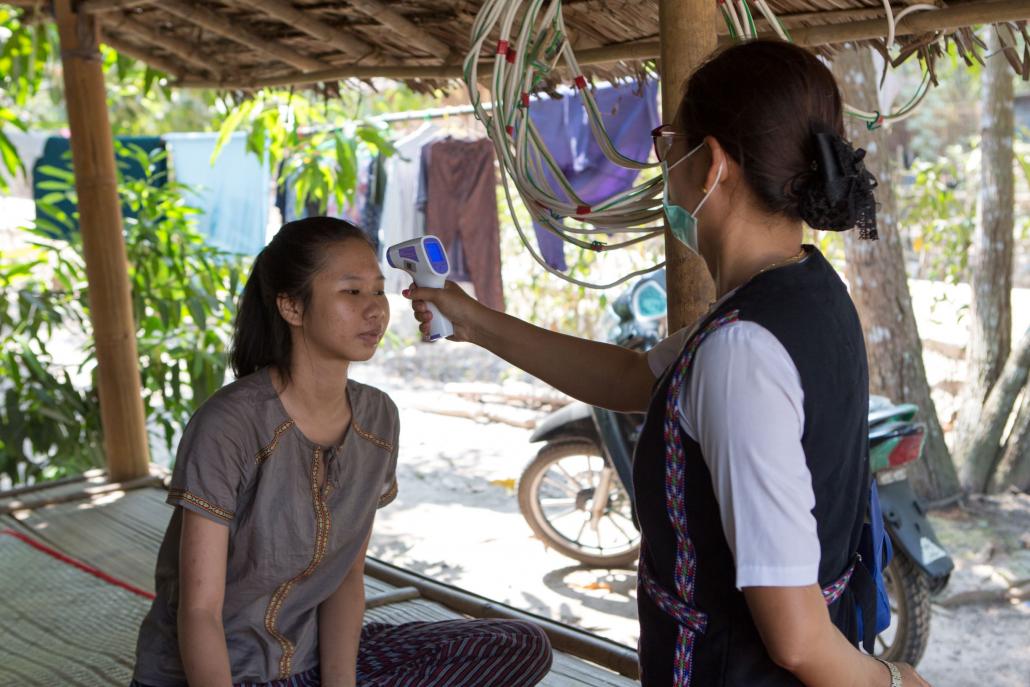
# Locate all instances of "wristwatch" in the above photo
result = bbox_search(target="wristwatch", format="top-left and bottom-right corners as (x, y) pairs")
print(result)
(875, 658), (903, 687)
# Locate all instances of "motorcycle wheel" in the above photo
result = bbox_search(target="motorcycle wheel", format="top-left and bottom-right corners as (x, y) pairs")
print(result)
(875, 551), (931, 665)
(518, 440), (640, 568)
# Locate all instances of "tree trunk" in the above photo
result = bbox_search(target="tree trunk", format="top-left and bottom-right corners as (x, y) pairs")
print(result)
(955, 29), (1016, 490)
(960, 327), (1030, 492)
(990, 389), (1030, 493)
(831, 45), (962, 503)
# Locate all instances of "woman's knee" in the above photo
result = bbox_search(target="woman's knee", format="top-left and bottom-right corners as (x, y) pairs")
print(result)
(502, 620), (553, 680)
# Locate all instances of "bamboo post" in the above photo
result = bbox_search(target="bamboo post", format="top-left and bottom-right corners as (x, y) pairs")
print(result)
(658, 0), (717, 331)
(54, 0), (150, 481)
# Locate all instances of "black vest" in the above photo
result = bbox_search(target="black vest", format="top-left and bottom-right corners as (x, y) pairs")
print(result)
(633, 247), (870, 686)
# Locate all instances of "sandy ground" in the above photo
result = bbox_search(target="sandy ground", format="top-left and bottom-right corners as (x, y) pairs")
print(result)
(352, 324), (1030, 687)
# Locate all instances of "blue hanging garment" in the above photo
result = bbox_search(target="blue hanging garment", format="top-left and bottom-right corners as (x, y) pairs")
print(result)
(32, 136), (167, 238)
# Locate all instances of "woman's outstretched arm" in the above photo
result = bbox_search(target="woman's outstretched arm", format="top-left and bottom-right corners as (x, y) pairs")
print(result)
(407, 282), (655, 412)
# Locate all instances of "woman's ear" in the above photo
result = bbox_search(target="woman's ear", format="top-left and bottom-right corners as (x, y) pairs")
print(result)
(276, 293), (304, 327)
(703, 135), (730, 193)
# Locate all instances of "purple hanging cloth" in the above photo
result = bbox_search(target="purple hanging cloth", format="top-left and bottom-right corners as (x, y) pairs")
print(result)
(528, 80), (659, 271)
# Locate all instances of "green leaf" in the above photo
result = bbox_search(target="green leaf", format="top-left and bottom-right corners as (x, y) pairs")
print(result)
(355, 125), (396, 157)
(36, 164), (75, 183)
(212, 99), (257, 165)
(18, 344), (49, 384)
(186, 297), (207, 330)
(334, 132), (357, 200)
(142, 66), (158, 97)
(36, 179), (72, 191)
(115, 52), (135, 82)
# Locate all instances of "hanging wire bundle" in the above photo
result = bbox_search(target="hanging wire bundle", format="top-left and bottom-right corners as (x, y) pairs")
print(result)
(461, 0), (1021, 287)
(463, 0), (666, 289)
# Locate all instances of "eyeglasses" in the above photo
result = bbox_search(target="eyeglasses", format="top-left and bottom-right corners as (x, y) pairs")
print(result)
(651, 124), (688, 163)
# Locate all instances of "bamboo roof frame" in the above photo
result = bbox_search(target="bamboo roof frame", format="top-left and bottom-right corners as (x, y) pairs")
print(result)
(10, 0), (1030, 91)
(178, 0), (1030, 90)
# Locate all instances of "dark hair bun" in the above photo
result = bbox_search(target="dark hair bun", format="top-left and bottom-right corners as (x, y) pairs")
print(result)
(793, 128), (879, 239)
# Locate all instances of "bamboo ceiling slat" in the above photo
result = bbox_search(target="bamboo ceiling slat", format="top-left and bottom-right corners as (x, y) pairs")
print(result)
(6, 1), (1030, 98)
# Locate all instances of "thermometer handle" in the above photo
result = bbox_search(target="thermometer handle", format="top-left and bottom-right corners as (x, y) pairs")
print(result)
(426, 303), (454, 341)
(413, 275), (453, 341)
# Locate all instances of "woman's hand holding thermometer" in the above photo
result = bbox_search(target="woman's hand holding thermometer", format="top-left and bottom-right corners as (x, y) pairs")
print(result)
(386, 236), (455, 341)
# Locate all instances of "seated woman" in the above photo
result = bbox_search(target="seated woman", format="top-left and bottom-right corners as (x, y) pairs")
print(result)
(130, 217), (552, 687)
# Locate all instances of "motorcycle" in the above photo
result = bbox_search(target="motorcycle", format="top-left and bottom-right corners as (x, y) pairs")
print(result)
(516, 269), (953, 665)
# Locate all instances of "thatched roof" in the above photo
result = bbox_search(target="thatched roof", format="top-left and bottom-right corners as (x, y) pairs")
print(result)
(11, 0), (1030, 91)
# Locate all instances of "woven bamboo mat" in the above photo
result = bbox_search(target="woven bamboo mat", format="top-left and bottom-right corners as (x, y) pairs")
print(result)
(0, 530), (153, 687)
(3, 485), (637, 686)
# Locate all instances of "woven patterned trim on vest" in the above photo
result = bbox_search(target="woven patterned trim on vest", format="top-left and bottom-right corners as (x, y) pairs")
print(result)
(660, 310), (740, 686)
(642, 309), (861, 686)
(822, 556), (858, 605)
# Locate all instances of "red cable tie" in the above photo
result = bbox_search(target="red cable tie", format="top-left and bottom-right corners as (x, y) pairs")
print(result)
(574, 75), (588, 90)
(496, 40), (509, 55)
(576, 204), (591, 215)
(506, 48), (517, 64)
(521, 92), (530, 107)
(506, 125), (515, 136)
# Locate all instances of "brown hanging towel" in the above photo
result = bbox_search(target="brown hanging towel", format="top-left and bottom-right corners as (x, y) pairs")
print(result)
(424, 138), (505, 312)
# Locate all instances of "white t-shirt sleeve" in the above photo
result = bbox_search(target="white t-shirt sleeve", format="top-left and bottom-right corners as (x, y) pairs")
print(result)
(678, 321), (820, 589)
(648, 326), (691, 378)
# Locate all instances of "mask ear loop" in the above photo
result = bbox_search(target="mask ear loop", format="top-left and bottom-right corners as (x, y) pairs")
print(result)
(692, 161), (725, 216)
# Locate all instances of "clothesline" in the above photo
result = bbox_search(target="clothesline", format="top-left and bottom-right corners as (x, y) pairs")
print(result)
(371, 102), (490, 124)
(364, 78), (631, 125)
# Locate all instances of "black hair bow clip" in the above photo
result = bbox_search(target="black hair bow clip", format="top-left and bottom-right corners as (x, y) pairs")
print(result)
(810, 132), (879, 239)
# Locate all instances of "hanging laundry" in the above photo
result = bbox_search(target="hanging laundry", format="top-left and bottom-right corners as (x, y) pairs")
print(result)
(361, 153), (386, 255)
(528, 80), (660, 271)
(165, 132), (271, 256)
(32, 135), (167, 238)
(418, 140), (472, 284)
(424, 138), (505, 312)
(379, 123), (444, 294)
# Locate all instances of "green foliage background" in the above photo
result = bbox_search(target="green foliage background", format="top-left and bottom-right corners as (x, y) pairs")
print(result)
(0, 144), (248, 484)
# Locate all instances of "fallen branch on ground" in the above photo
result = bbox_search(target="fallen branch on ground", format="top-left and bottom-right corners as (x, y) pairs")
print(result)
(415, 406), (537, 430)
(935, 578), (1030, 608)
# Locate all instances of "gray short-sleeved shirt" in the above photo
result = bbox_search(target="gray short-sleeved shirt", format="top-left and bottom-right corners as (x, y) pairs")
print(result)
(133, 368), (399, 686)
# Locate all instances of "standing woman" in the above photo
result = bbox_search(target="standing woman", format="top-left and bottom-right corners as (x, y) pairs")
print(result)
(408, 41), (932, 687)
(131, 217), (552, 687)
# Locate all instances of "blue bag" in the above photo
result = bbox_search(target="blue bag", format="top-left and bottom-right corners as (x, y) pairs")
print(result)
(855, 478), (893, 651)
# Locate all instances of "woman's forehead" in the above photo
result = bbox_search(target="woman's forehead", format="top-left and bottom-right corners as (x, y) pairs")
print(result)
(320, 239), (380, 278)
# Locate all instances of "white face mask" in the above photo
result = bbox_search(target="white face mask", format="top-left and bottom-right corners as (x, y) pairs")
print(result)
(661, 141), (723, 255)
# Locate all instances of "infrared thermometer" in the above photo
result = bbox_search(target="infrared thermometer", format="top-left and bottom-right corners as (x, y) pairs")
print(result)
(387, 235), (454, 341)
